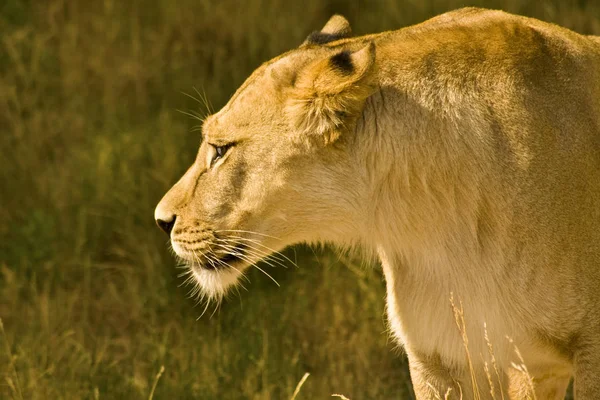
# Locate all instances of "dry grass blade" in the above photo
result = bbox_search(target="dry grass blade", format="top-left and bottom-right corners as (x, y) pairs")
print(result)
(484, 323), (505, 400)
(507, 337), (537, 400)
(483, 362), (496, 400)
(290, 372), (310, 400)
(331, 394), (351, 400)
(450, 293), (481, 400)
(0, 318), (24, 400)
(148, 365), (165, 400)
(426, 382), (455, 400)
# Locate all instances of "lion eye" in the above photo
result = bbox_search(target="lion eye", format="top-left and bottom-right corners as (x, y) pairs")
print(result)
(208, 143), (232, 167)
(215, 146), (227, 158)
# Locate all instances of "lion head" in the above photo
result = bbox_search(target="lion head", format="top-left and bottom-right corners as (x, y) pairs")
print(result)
(155, 16), (377, 299)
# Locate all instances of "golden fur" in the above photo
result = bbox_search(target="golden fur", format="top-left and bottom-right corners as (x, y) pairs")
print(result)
(155, 8), (600, 399)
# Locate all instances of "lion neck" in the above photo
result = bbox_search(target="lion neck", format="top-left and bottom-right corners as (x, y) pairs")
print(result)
(352, 85), (509, 275)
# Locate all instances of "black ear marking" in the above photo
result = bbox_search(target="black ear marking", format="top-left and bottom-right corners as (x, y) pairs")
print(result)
(306, 31), (345, 45)
(304, 15), (352, 46)
(329, 50), (354, 75)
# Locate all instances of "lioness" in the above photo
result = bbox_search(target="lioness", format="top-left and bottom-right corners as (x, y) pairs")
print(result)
(155, 7), (600, 399)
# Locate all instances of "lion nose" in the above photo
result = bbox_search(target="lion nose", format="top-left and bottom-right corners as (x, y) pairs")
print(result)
(155, 189), (180, 235)
(156, 215), (176, 235)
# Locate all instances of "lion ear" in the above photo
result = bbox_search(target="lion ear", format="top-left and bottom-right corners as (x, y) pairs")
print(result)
(287, 42), (377, 144)
(304, 15), (352, 45)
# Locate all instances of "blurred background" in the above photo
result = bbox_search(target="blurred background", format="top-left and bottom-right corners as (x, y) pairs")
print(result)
(1, 0), (598, 398)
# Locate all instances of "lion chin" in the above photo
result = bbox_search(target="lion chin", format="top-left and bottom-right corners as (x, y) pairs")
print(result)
(171, 241), (248, 300)
(188, 265), (243, 301)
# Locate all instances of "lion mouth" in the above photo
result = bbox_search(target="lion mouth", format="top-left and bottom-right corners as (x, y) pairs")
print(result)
(180, 242), (248, 271)
(209, 246), (246, 268)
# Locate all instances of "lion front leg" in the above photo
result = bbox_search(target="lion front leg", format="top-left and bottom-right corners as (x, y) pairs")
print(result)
(408, 352), (514, 400)
(408, 354), (473, 400)
(508, 369), (570, 400)
(573, 342), (600, 399)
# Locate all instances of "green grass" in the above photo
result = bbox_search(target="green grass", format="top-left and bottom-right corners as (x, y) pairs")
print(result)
(0, 0), (597, 398)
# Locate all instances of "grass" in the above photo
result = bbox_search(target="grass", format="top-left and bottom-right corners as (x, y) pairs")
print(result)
(0, 0), (597, 398)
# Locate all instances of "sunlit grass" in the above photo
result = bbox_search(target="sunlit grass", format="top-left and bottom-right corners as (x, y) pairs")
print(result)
(1, 0), (597, 398)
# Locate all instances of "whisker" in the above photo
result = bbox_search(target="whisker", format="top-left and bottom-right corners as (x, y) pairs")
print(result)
(184, 249), (203, 298)
(217, 259), (250, 284)
(217, 237), (287, 262)
(242, 247), (288, 270)
(215, 229), (283, 241)
(253, 265), (281, 287)
(216, 238), (269, 258)
(263, 254), (290, 270)
(191, 292), (205, 307)
(176, 108), (205, 123)
(186, 278), (201, 298)
(220, 235), (296, 268)
(211, 243), (259, 268)
(211, 243), (281, 287)
(177, 269), (192, 278)
(209, 299), (221, 319)
(197, 297), (213, 320)
(193, 86), (214, 114)
(180, 90), (204, 106)
(212, 242), (284, 271)
(234, 279), (248, 294)
(205, 244), (251, 284)
(179, 274), (195, 289)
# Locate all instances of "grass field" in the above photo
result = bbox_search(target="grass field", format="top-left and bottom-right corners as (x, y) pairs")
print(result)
(1, 0), (598, 398)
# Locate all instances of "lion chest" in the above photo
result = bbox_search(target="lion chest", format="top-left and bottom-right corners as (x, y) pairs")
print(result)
(381, 259), (526, 370)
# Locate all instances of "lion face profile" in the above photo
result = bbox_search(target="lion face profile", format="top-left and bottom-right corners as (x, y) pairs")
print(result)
(156, 8), (600, 399)
(155, 16), (376, 299)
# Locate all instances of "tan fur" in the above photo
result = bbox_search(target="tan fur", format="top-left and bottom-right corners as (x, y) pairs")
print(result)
(287, 42), (377, 144)
(155, 8), (600, 399)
